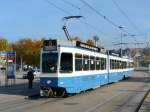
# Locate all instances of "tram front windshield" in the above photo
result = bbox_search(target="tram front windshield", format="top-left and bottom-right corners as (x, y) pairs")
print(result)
(42, 52), (58, 73)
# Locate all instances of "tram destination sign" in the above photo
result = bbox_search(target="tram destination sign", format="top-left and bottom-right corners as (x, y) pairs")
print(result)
(76, 41), (101, 52)
(43, 40), (57, 51)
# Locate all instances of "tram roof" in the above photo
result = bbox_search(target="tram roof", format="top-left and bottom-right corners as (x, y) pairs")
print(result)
(42, 39), (133, 60)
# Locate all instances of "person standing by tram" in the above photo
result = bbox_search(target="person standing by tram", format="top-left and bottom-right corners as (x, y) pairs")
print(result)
(27, 68), (34, 89)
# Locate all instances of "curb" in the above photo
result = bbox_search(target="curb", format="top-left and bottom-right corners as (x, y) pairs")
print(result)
(135, 88), (150, 112)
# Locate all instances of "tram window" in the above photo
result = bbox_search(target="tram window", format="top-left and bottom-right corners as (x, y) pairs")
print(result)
(114, 60), (116, 69)
(112, 60), (115, 69)
(42, 53), (58, 73)
(90, 56), (95, 70)
(122, 61), (127, 69)
(122, 62), (124, 68)
(110, 59), (112, 69)
(75, 53), (82, 58)
(96, 57), (101, 70)
(83, 55), (89, 71)
(116, 61), (119, 69)
(119, 61), (121, 69)
(116, 61), (118, 69)
(124, 62), (126, 68)
(101, 58), (106, 70)
(127, 62), (129, 68)
(75, 53), (82, 71)
(104, 58), (106, 69)
(60, 53), (73, 73)
(122, 61), (124, 69)
(118, 61), (120, 69)
(121, 61), (124, 69)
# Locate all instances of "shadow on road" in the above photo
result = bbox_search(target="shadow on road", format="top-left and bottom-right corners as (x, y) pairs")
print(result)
(122, 77), (150, 83)
(121, 71), (150, 83)
(0, 80), (40, 96)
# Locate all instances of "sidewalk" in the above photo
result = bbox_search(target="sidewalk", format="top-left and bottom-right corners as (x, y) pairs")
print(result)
(139, 90), (150, 112)
(0, 78), (40, 103)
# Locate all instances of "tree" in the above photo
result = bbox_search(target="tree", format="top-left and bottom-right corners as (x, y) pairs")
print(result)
(142, 48), (150, 56)
(12, 38), (43, 68)
(144, 55), (150, 61)
(86, 39), (94, 46)
(0, 37), (9, 51)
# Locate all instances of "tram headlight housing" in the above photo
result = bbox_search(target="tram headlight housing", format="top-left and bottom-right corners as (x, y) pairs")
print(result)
(47, 80), (51, 84)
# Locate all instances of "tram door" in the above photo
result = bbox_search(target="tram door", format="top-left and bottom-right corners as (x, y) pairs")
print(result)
(59, 52), (73, 87)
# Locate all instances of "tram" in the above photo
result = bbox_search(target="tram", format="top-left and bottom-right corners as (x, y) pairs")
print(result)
(40, 39), (134, 97)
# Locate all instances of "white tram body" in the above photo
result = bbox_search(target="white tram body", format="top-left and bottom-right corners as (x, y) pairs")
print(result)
(40, 40), (134, 96)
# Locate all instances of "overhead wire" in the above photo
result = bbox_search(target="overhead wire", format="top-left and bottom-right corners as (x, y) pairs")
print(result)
(111, 0), (141, 34)
(44, 0), (144, 48)
(62, 0), (81, 10)
(44, 0), (72, 15)
(80, 0), (130, 35)
(61, 0), (108, 36)
(111, 0), (143, 48)
(80, 0), (142, 48)
(112, 0), (150, 48)
(43, 0), (106, 37)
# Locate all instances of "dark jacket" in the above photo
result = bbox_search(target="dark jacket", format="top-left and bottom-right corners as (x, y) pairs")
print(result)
(27, 70), (34, 80)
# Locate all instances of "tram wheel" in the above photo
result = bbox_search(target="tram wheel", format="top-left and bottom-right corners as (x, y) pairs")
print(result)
(44, 88), (53, 97)
(53, 88), (67, 98)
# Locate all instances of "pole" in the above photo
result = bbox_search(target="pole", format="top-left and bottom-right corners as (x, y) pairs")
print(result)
(118, 26), (124, 57)
(21, 55), (22, 72)
(121, 32), (122, 57)
(14, 52), (16, 86)
(5, 52), (8, 86)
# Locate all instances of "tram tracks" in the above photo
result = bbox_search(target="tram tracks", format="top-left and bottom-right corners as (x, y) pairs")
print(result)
(83, 75), (150, 112)
(84, 91), (123, 112)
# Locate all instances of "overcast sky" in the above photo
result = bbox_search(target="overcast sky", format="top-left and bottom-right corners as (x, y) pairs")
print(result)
(0, 0), (150, 48)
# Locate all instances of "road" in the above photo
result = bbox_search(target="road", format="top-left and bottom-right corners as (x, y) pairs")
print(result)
(0, 71), (149, 112)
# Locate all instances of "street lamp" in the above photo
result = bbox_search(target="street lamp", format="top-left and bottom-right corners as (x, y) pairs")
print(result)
(118, 26), (125, 57)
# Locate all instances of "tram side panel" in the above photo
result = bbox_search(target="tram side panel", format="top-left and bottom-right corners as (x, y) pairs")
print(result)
(73, 73), (100, 93)
(57, 73), (101, 94)
(40, 44), (134, 95)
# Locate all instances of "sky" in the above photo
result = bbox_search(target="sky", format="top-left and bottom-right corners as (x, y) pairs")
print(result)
(0, 0), (150, 49)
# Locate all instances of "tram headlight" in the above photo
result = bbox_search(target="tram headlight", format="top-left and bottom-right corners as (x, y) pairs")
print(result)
(47, 80), (51, 84)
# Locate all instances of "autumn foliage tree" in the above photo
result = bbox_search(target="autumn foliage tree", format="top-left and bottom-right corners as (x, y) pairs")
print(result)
(86, 39), (94, 46)
(0, 37), (12, 52)
(12, 38), (43, 68)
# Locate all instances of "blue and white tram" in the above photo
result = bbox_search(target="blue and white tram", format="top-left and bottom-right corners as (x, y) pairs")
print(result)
(40, 40), (134, 97)
(109, 55), (133, 83)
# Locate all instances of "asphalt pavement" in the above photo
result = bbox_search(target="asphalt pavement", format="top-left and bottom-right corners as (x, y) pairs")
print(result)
(0, 71), (149, 112)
